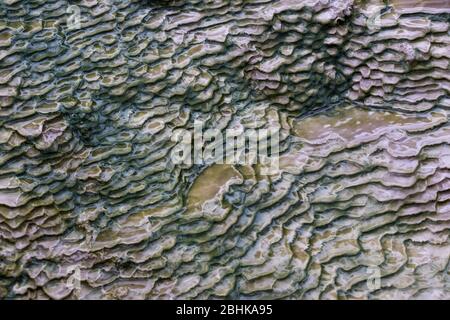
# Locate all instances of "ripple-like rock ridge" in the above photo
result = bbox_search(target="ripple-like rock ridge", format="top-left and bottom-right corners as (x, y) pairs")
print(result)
(0, 0), (450, 299)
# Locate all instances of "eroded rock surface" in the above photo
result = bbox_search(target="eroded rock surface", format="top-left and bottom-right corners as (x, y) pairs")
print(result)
(0, 0), (450, 299)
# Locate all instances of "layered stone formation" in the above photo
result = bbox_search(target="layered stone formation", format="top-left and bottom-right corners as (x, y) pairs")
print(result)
(0, 0), (449, 299)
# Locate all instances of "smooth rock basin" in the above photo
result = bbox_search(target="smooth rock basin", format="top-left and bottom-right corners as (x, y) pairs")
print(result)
(0, 0), (449, 300)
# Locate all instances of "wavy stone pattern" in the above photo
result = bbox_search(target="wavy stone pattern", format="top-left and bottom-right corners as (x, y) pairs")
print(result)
(0, 0), (450, 300)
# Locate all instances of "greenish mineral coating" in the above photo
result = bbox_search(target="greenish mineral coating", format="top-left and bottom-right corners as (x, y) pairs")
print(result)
(0, 0), (450, 299)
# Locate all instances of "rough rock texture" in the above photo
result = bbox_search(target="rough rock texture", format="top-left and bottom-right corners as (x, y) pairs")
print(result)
(0, 0), (450, 299)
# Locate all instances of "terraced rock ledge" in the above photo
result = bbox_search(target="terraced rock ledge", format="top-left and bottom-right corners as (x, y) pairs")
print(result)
(0, 0), (450, 299)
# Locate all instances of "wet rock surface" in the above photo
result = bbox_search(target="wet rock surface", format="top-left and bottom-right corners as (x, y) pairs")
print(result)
(0, 0), (450, 299)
